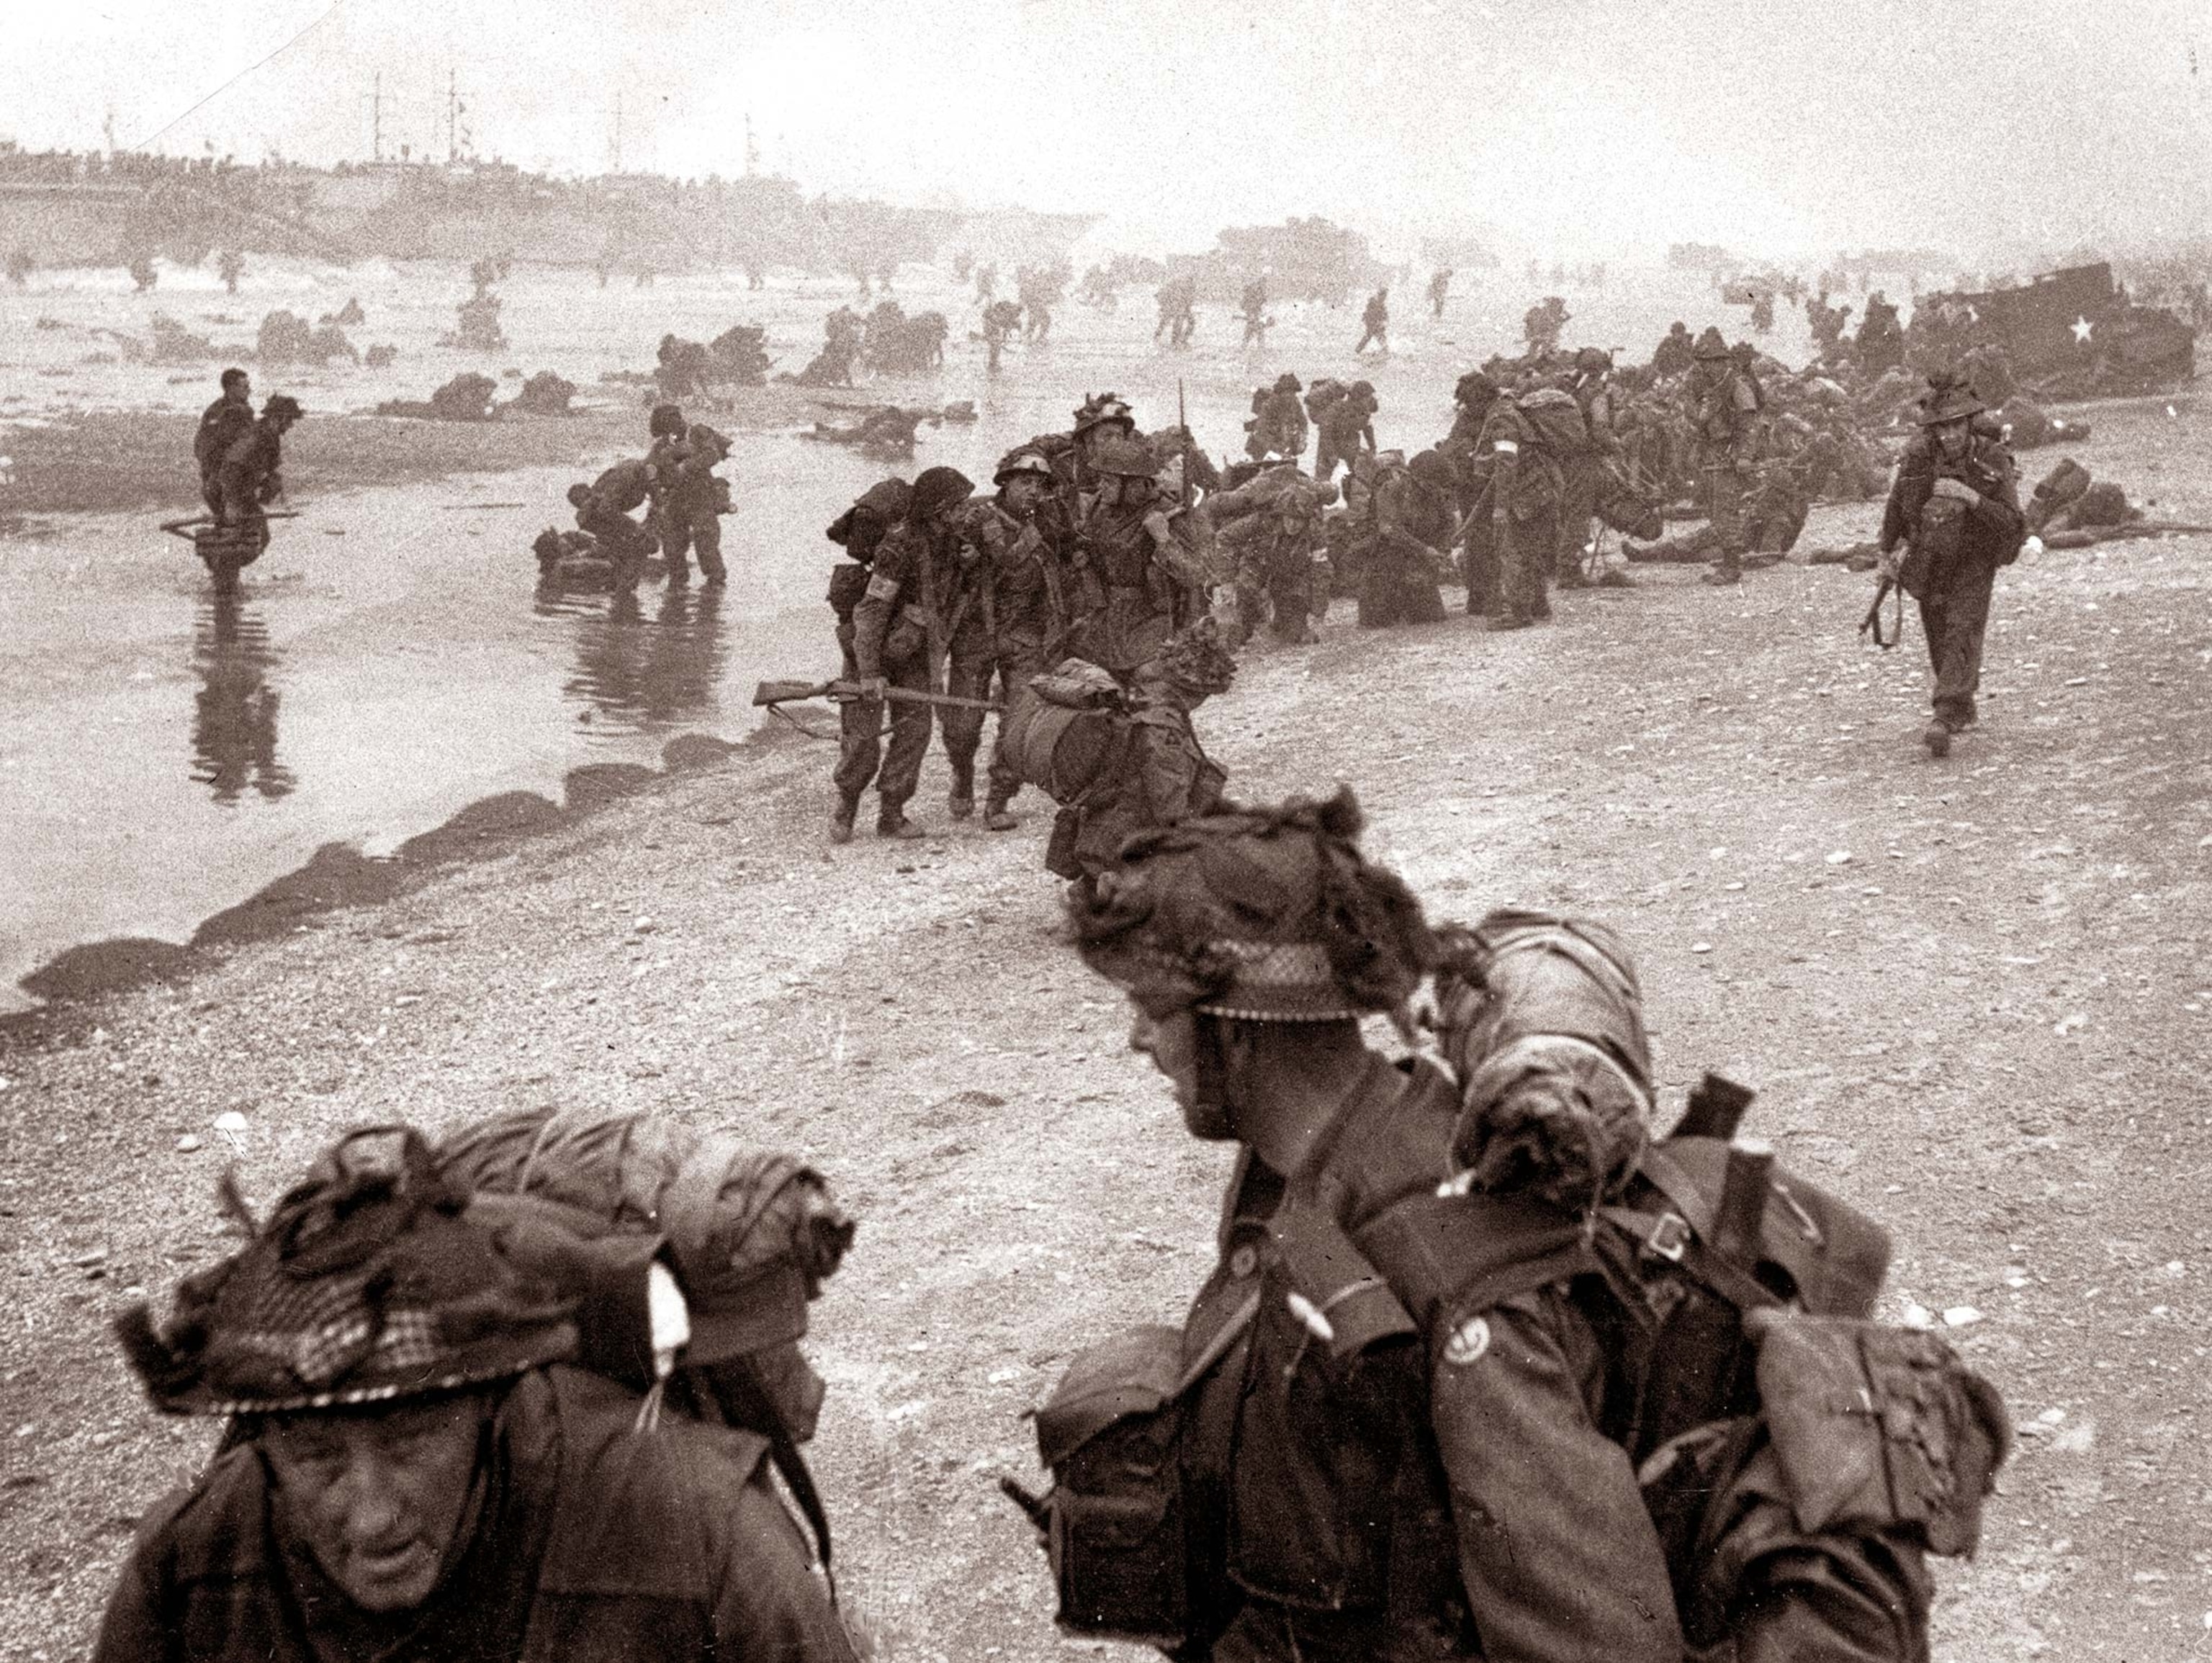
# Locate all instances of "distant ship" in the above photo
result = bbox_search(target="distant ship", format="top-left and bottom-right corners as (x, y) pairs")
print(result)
(0, 143), (1100, 277)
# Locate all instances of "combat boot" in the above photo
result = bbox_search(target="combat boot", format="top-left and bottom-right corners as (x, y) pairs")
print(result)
(984, 797), (1020, 832)
(1703, 565), (1741, 586)
(1488, 613), (1532, 632)
(877, 810), (925, 840)
(1923, 720), (1951, 758)
(829, 792), (860, 845)
(948, 767), (976, 820)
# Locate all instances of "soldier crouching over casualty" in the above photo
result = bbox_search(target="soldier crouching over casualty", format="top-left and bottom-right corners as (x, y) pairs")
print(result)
(565, 457), (662, 593)
(96, 1128), (857, 1663)
(1010, 789), (2009, 1662)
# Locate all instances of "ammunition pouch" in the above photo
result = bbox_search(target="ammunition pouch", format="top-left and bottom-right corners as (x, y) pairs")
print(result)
(1045, 805), (1084, 880)
(1748, 1310), (2010, 1558)
(883, 612), (930, 667)
(1025, 1317), (1250, 1652)
(1901, 495), (1967, 599)
(825, 561), (872, 622)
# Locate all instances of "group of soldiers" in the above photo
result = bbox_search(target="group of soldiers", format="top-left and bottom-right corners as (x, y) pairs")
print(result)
(192, 367), (302, 557)
(547, 402), (733, 589)
(132, 308), (2036, 1663)
(99, 803), (2010, 1663)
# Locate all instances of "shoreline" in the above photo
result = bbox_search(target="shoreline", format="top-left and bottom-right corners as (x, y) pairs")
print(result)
(0, 382), (863, 523)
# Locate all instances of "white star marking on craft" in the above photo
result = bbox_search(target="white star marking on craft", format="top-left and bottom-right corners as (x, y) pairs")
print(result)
(2071, 315), (2095, 345)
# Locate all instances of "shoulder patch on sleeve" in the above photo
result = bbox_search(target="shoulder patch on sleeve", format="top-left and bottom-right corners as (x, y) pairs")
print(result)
(1443, 1314), (1492, 1366)
(863, 572), (901, 602)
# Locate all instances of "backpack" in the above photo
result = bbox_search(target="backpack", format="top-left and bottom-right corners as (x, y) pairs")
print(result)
(436, 1108), (855, 1576)
(1515, 387), (1591, 455)
(1303, 378), (1347, 423)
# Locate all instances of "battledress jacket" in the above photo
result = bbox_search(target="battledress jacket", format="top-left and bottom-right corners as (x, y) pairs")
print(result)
(1877, 431), (2025, 568)
(93, 1366), (856, 1663)
(1183, 1052), (1941, 1663)
(1182, 1051), (1683, 1663)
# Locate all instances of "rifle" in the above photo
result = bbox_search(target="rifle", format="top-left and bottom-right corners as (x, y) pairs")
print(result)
(1858, 571), (1901, 649)
(752, 678), (1002, 713)
(159, 511), (300, 539)
(1177, 377), (1191, 514)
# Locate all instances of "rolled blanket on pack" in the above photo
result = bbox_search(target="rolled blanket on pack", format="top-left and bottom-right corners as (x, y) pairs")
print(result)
(1432, 908), (1655, 1212)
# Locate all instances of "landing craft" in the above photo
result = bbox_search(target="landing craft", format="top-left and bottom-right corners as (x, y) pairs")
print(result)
(1914, 261), (2195, 394)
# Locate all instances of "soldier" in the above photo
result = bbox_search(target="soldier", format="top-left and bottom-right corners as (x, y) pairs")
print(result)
(1243, 373), (1308, 463)
(1878, 375), (2027, 758)
(1473, 387), (1563, 629)
(1354, 448), (1455, 627)
(1555, 346), (1620, 588)
(565, 457), (660, 593)
(1312, 378), (1378, 483)
(1154, 274), (1198, 346)
(1428, 266), (1452, 318)
(194, 367), (254, 521)
(957, 451), (1069, 831)
(651, 422), (732, 588)
(1047, 618), (1235, 885)
(1653, 319), (1695, 377)
(1355, 285), (1390, 354)
(1038, 790), (2006, 1663)
(845, 465), (976, 838)
(1444, 370), (1502, 614)
(1070, 435), (1192, 676)
(981, 298), (1022, 374)
(215, 394), (302, 556)
(1238, 276), (1271, 346)
(824, 476), (914, 842)
(95, 1131), (855, 1663)
(1686, 325), (1761, 586)
(1213, 467), (1335, 645)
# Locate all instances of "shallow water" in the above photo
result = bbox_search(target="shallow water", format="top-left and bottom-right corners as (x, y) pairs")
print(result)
(0, 257), (1800, 1008)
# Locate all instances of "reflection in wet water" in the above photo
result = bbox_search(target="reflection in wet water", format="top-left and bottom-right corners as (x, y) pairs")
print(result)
(190, 593), (295, 803)
(536, 581), (729, 735)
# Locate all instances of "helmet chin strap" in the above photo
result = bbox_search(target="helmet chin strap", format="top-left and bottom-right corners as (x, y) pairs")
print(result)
(1187, 1013), (1238, 1141)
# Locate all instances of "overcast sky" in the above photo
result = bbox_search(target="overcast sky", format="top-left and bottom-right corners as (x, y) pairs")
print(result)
(6, 0), (2210, 261)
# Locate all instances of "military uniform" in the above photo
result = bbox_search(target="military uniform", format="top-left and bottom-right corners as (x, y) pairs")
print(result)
(575, 460), (660, 591)
(824, 478), (913, 841)
(953, 467), (1072, 824)
(1355, 288), (1389, 354)
(97, 1368), (852, 1663)
(1354, 453), (1452, 627)
(1313, 382), (1377, 483)
(194, 388), (254, 519)
(848, 476), (979, 832)
(1879, 382), (2026, 754)
(1555, 353), (1619, 586)
(1473, 398), (1561, 629)
(1687, 327), (1761, 584)
(1213, 471), (1330, 645)
(651, 426), (730, 586)
(1043, 803), (2008, 1663)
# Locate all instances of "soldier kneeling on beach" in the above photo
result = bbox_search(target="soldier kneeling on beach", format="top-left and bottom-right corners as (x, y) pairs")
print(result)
(96, 1126), (858, 1663)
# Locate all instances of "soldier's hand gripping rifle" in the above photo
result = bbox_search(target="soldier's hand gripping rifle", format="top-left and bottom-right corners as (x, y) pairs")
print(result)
(752, 678), (1002, 713)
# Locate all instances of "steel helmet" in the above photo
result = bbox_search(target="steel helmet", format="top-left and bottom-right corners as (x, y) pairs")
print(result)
(994, 450), (1055, 485)
(1089, 434), (1158, 478)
